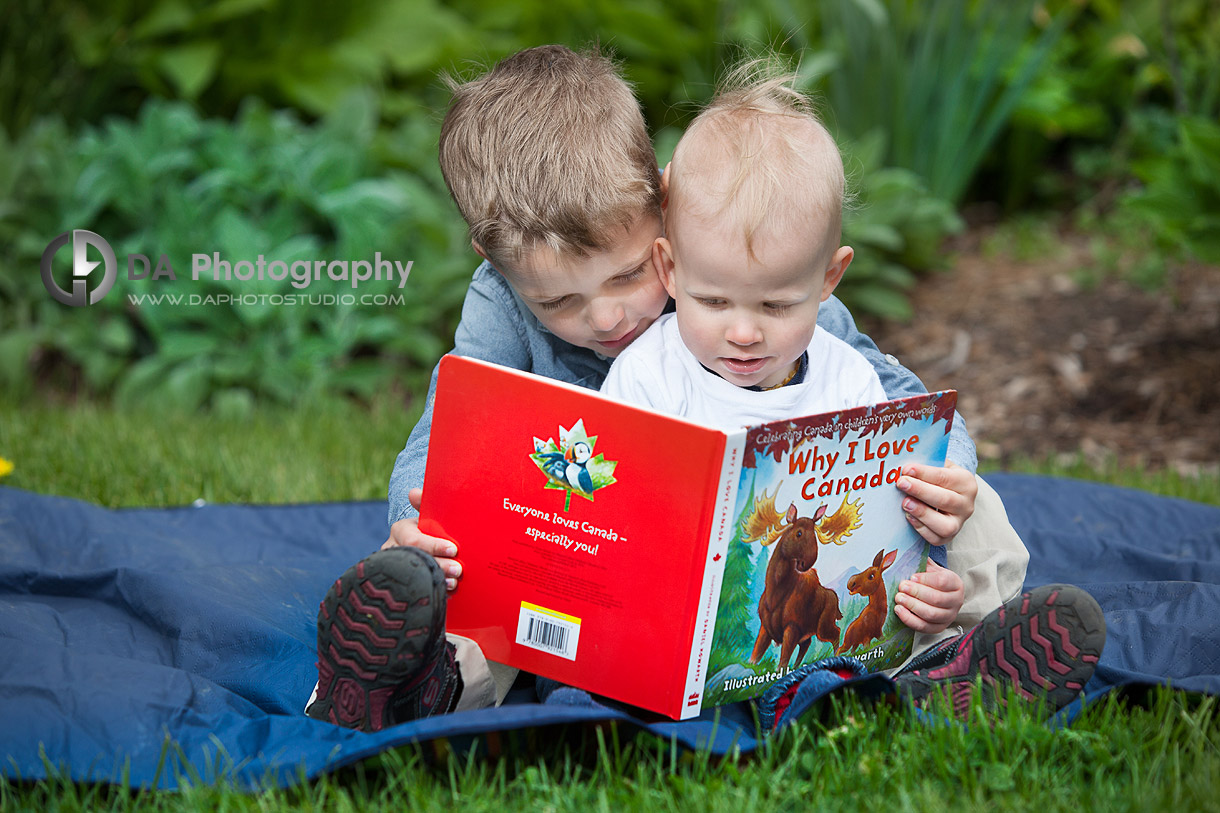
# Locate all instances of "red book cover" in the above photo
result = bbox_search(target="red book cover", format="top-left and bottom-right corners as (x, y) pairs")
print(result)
(419, 355), (956, 719)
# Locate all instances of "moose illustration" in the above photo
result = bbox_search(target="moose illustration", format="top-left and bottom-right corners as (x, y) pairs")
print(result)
(741, 490), (863, 669)
(836, 548), (897, 655)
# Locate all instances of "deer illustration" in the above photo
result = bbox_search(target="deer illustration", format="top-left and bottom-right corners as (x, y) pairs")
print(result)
(741, 489), (863, 670)
(836, 548), (897, 655)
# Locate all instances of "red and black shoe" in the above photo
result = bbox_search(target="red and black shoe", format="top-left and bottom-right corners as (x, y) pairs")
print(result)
(894, 583), (1105, 719)
(306, 547), (462, 731)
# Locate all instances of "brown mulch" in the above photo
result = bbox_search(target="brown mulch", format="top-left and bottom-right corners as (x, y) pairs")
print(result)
(863, 224), (1220, 476)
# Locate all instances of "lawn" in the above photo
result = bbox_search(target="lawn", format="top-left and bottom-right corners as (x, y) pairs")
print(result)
(1, 397), (1218, 811)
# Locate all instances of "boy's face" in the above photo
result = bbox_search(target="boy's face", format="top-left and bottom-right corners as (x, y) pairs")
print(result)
(493, 215), (669, 357)
(655, 214), (851, 390)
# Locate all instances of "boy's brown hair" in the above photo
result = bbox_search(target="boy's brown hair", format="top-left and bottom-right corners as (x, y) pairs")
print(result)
(439, 45), (661, 270)
(668, 58), (845, 265)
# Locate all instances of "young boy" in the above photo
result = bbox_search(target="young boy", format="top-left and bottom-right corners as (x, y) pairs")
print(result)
(305, 46), (1094, 732)
(601, 60), (969, 637)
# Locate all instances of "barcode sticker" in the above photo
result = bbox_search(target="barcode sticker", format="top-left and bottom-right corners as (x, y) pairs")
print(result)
(516, 602), (581, 660)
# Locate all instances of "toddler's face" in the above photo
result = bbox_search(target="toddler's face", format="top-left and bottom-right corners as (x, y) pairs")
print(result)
(495, 214), (669, 358)
(656, 215), (848, 390)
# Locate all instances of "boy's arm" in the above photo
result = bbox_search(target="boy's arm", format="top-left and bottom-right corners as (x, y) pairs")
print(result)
(388, 267), (532, 526)
(817, 295), (977, 472)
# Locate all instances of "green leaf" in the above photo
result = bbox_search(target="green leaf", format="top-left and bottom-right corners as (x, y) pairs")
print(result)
(1180, 117), (1220, 184)
(97, 318), (135, 354)
(330, 361), (390, 398)
(159, 43), (221, 100)
(131, 0), (195, 40)
(163, 359), (212, 410)
(196, 0), (270, 26)
(159, 332), (220, 363)
(844, 219), (902, 251)
(843, 284), (913, 321)
(116, 356), (175, 407)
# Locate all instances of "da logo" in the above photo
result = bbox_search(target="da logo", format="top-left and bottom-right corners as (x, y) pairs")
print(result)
(41, 230), (118, 307)
(530, 419), (617, 512)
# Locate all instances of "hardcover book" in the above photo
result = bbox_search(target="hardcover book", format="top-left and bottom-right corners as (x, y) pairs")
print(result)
(419, 355), (957, 720)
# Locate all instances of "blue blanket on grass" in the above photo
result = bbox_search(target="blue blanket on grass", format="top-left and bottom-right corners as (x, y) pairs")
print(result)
(2, 474), (1218, 788)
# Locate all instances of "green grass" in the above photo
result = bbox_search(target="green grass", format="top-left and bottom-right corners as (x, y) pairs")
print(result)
(4, 691), (1218, 811)
(1, 397), (1218, 810)
(0, 395), (421, 507)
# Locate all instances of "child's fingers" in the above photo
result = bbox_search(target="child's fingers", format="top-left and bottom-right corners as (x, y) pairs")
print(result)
(904, 505), (961, 546)
(898, 476), (969, 522)
(897, 464), (976, 520)
(895, 562), (964, 634)
(893, 602), (946, 634)
(898, 578), (959, 612)
(382, 516), (463, 589)
(910, 563), (964, 601)
(895, 567), (963, 634)
(894, 593), (956, 632)
(905, 461), (977, 493)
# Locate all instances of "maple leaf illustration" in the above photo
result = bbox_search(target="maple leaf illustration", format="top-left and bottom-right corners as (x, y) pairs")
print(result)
(529, 419), (617, 511)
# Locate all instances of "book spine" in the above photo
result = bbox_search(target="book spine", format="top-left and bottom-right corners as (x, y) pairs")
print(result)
(678, 429), (747, 719)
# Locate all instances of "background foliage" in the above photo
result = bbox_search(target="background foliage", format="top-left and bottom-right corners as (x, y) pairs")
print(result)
(2, 0), (1215, 408)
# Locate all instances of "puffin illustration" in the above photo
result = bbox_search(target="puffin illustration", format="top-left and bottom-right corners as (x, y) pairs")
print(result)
(533, 438), (569, 481)
(563, 441), (594, 493)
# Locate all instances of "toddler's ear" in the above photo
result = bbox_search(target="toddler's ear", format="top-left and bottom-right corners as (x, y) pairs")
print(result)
(652, 237), (678, 299)
(471, 240), (489, 261)
(820, 246), (854, 301)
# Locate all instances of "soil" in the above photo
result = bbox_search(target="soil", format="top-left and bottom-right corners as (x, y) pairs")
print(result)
(862, 223), (1220, 476)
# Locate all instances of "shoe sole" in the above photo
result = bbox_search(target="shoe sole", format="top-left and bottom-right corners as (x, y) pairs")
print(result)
(902, 583), (1105, 717)
(306, 547), (447, 731)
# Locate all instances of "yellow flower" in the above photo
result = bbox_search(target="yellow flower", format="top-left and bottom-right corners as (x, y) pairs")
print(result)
(0, 457), (13, 479)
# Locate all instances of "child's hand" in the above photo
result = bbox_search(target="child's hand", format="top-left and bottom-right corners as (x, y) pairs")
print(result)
(896, 461), (977, 547)
(894, 560), (964, 634)
(382, 488), (462, 592)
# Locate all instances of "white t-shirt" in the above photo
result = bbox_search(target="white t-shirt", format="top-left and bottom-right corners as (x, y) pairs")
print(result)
(600, 313), (888, 431)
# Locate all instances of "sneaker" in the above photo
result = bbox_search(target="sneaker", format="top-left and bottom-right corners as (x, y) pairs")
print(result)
(894, 583), (1105, 719)
(306, 547), (463, 731)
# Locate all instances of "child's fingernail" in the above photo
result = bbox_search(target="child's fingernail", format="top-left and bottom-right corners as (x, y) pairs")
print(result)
(445, 578), (457, 592)
(903, 498), (916, 512)
(442, 544), (457, 557)
(445, 562), (461, 578)
(898, 478), (911, 491)
(904, 466), (917, 476)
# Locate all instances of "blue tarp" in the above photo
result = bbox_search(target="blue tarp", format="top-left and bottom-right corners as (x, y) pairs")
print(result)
(2, 474), (1218, 788)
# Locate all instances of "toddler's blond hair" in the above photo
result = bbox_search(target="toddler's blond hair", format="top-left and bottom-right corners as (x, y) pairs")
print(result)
(668, 59), (845, 265)
(439, 45), (662, 271)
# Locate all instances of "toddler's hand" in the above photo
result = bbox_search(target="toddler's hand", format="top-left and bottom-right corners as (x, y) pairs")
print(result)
(893, 560), (964, 634)
(896, 461), (977, 547)
(382, 488), (462, 591)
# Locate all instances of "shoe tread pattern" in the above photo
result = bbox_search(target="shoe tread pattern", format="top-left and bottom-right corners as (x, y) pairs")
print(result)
(307, 548), (446, 731)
